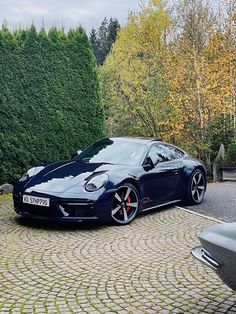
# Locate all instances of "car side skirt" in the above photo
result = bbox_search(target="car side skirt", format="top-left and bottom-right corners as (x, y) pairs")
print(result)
(141, 199), (181, 212)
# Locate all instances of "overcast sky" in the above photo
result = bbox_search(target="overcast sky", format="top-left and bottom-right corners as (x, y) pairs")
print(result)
(0, 0), (141, 32)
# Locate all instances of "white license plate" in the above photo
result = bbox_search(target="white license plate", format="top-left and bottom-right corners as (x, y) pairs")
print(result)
(23, 195), (50, 207)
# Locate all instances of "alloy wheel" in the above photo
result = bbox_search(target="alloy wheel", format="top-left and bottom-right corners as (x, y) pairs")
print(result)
(191, 171), (206, 203)
(111, 185), (139, 224)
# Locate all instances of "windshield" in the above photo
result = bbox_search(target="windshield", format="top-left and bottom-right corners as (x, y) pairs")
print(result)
(75, 139), (146, 166)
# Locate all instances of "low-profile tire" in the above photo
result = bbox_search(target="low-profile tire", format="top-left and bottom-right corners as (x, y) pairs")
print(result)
(185, 169), (206, 205)
(111, 183), (140, 225)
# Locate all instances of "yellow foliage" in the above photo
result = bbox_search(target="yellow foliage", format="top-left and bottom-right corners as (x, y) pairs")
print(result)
(101, 0), (236, 156)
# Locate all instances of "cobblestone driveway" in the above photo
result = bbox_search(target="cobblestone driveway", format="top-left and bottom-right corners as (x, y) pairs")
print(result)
(0, 198), (236, 314)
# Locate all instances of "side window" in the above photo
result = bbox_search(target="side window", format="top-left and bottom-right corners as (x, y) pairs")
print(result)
(173, 147), (185, 159)
(146, 144), (185, 165)
(162, 145), (185, 160)
(147, 144), (171, 164)
(156, 145), (173, 161)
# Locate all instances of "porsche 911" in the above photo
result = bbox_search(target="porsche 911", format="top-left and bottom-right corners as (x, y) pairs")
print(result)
(13, 137), (207, 225)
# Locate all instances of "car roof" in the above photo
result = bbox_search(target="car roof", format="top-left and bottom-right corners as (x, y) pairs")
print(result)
(109, 137), (162, 145)
(108, 137), (187, 155)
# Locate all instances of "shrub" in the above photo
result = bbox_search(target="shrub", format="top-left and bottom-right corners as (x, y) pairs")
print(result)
(0, 25), (105, 184)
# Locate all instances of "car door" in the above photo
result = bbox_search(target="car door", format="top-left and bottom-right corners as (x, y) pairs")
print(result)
(140, 143), (183, 209)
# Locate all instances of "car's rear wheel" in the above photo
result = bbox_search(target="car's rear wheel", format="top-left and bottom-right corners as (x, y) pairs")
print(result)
(186, 169), (206, 205)
(111, 183), (139, 225)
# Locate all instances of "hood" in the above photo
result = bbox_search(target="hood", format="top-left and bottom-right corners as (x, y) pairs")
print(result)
(24, 161), (124, 194)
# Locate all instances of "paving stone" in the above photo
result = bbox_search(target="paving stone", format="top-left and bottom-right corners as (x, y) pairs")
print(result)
(0, 199), (236, 313)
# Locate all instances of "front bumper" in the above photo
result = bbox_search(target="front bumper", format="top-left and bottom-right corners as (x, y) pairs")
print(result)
(13, 191), (114, 223)
(192, 222), (236, 291)
(191, 246), (220, 270)
(191, 245), (236, 291)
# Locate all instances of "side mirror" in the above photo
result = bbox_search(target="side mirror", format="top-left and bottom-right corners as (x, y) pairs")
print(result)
(143, 155), (160, 171)
(150, 154), (160, 167)
(71, 150), (82, 159)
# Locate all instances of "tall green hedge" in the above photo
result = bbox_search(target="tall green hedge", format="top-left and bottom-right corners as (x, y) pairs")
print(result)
(0, 25), (105, 184)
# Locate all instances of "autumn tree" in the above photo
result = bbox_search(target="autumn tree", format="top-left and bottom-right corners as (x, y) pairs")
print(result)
(101, 0), (173, 138)
(202, 0), (236, 153)
(166, 1), (216, 158)
(101, 0), (236, 168)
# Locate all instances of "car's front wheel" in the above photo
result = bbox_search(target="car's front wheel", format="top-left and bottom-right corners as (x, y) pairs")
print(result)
(186, 169), (206, 205)
(111, 183), (139, 225)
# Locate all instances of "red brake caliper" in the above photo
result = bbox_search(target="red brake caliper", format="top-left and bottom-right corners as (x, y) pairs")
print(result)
(126, 195), (131, 213)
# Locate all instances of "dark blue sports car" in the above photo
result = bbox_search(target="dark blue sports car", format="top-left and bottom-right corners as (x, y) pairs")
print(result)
(13, 137), (207, 225)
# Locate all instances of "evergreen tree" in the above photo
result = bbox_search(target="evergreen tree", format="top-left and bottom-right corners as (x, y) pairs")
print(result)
(89, 17), (120, 65)
(107, 18), (120, 47)
(90, 28), (100, 61)
(0, 25), (105, 184)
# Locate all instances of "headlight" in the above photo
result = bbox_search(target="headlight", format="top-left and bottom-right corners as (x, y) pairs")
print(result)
(19, 166), (45, 182)
(85, 173), (109, 192)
